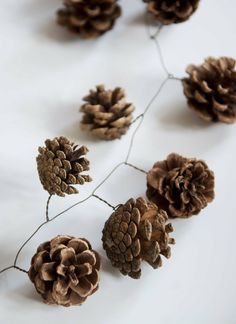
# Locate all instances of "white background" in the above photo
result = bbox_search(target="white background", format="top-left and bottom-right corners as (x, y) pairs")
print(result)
(0, 0), (236, 323)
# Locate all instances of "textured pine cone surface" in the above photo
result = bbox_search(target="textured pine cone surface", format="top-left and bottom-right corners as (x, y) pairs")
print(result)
(37, 136), (92, 197)
(57, 0), (121, 38)
(80, 85), (135, 140)
(28, 236), (100, 307)
(143, 0), (200, 25)
(183, 57), (236, 124)
(102, 197), (175, 279)
(147, 153), (215, 218)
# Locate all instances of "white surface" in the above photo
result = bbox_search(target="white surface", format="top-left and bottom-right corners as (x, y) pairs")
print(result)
(0, 1), (236, 323)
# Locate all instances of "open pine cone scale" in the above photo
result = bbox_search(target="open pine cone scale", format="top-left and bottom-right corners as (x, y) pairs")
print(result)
(147, 153), (215, 218)
(80, 85), (135, 140)
(29, 236), (100, 307)
(183, 57), (236, 123)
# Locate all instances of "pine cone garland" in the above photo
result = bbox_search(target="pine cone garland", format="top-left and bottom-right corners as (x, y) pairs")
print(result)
(28, 236), (101, 307)
(183, 57), (236, 124)
(37, 136), (92, 197)
(57, 0), (121, 38)
(102, 197), (175, 279)
(80, 85), (135, 140)
(146, 153), (215, 218)
(143, 0), (200, 25)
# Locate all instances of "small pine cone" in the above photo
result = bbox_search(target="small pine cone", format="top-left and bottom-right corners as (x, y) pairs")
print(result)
(146, 153), (215, 218)
(57, 0), (121, 39)
(28, 236), (101, 307)
(143, 0), (200, 25)
(183, 57), (236, 124)
(37, 136), (92, 197)
(80, 85), (135, 140)
(102, 197), (175, 279)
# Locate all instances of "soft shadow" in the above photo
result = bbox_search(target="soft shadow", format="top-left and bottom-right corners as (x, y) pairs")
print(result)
(159, 104), (214, 130)
(20, 0), (60, 14)
(13, 284), (41, 303)
(60, 120), (99, 145)
(39, 20), (80, 43)
(129, 11), (147, 26)
(99, 253), (122, 279)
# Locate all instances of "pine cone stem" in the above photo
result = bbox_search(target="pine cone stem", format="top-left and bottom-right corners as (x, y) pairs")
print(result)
(124, 162), (148, 175)
(92, 194), (115, 210)
(46, 195), (52, 222)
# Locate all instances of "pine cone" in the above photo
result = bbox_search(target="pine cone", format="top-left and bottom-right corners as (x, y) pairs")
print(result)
(57, 0), (121, 38)
(102, 197), (175, 279)
(28, 236), (100, 307)
(146, 153), (215, 218)
(37, 136), (92, 197)
(183, 57), (236, 124)
(80, 85), (135, 140)
(143, 0), (199, 24)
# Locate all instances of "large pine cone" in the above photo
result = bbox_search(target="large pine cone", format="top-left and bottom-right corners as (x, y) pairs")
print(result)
(57, 0), (121, 38)
(28, 236), (100, 307)
(80, 85), (135, 140)
(37, 136), (92, 197)
(143, 0), (200, 25)
(146, 153), (215, 218)
(102, 197), (175, 279)
(183, 57), (236, 124)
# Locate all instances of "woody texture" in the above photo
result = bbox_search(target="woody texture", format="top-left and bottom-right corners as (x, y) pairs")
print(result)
(28, 236), (101, 307)
(80, 85), (135, 140)
(57, 0), (121, 38)
(37, 136), (91, 197)
(183, 57), (236, 124)
(146, 153), (215, 218)
(143, 0), (200, 24)
(102, 197), (175, 279)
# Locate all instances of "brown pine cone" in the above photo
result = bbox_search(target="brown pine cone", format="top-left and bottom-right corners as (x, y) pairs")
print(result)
(57, 0), (121, 38)
(183, 57), (236, 124)
(146, 153), (215, 218)
(37, 136), (92, 197)
(143, 0), (200, 25)
(28, 236), (101, 307)
(102, 197), (175, 279)
(80, 85), (135, 140)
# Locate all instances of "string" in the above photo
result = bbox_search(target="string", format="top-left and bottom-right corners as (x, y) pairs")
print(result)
(0, 11), (181, 277)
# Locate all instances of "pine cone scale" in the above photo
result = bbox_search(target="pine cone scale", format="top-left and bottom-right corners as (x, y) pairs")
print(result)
(37, 137), (91, 197)
(144, 0), (199, 24)
(102, 197), (174, 278)
(57, 0), (121, 38)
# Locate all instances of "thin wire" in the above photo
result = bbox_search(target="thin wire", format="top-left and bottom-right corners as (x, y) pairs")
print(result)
(125, 76), (169, 163)
(0, 11), (181, 277)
